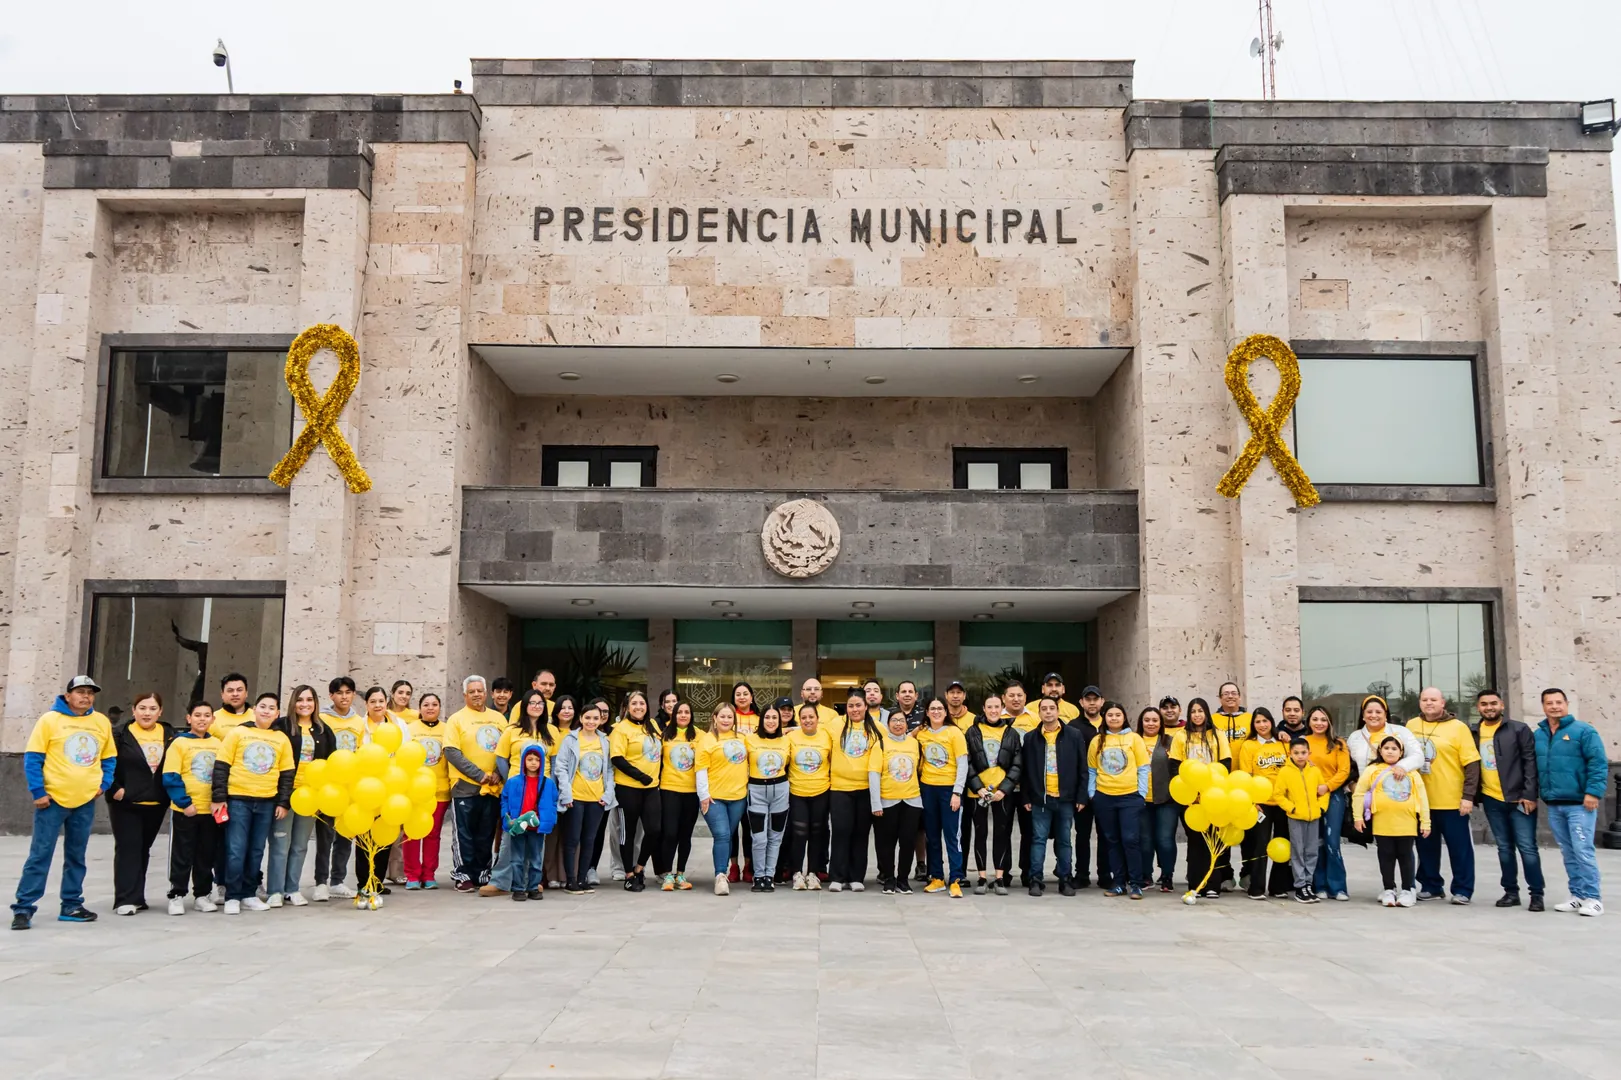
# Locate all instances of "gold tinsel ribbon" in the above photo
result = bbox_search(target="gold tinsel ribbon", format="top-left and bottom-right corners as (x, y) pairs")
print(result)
(267, 324), (372, 494)
(1215, 333), (1319, 508)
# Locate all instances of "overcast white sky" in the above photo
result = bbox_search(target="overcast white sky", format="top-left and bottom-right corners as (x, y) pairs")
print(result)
(3, 0), (1617, 237)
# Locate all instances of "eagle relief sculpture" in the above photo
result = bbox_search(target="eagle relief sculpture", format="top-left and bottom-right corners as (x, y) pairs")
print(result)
(761, 499), (840, 578)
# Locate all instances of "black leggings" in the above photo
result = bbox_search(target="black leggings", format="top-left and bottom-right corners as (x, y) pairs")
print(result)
(1185, 810), (1215, 892)
(1376, 834), (1417, 891)
(874, 802), (921, 884)
(964, 797), (1014, 876)
(783, 791), (831, 876)
(657, 790), (700, 874)
(561, 801), (605, 885)
(110, 801), (168, 908)
(617, 785), (662, 872)
(828, 789), (872, 885)
(1243, 805), (1292, 897)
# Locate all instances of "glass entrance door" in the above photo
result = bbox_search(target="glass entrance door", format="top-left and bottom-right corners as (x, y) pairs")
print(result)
(674, 620), (794, 723)
(815, 621), (935, 703)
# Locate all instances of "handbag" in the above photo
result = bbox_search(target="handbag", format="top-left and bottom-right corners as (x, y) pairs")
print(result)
(1340, 761), (1371, 847)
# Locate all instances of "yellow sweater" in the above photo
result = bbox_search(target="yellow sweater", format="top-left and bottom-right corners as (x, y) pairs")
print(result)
(1353, 763), (1432, 837)
(1273, 762), (1328, 822)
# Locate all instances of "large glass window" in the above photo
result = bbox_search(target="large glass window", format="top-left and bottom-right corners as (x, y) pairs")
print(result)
(104, 349), (292, 479)
(88, 591), (285, 726)
(519, 618), (648, 713)
(959, 621), (1094, 710)
(674, 620), (793, 725)
(1293, 356), (1482, 485)
(1299, 602), (1492, 732)
(816, 621), (934, 703)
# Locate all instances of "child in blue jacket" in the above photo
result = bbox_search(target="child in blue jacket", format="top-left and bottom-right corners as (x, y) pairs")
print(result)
(501, 743), (557, 901)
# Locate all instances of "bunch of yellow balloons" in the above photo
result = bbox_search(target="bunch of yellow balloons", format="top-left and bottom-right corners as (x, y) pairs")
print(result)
(1168, 758), (1290, 903)
(287, 723), (439, 905)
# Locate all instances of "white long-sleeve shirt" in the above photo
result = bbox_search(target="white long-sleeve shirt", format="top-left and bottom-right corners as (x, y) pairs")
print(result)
(1347, 723), (1424, 775)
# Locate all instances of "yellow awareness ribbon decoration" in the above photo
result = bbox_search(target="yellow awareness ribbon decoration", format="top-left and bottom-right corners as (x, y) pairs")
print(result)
(267, 323), (372, 494)
(1215, 333), (1319, 508)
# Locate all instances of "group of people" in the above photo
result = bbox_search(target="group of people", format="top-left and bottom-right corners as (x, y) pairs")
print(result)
(9, 665), (1609, 927)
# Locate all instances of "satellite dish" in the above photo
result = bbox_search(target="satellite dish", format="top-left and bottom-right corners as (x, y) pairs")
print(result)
(1273, 33), (1285, 52)
(1249, 37), (1262, 57)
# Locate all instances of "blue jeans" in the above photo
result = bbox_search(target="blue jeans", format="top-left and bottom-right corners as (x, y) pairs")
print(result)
(223, 797), (276, 901)
(489, 827), (515, 891)
(920, 784), (964, 884)
(1027, 796), (1075, 883)
(265, 809), (318, 896)
(703, 797), (748, 875)
(1547, 803), (1602, 901)
(12, 800), (97, 918)
(1481, 796), (1545, 897)
(1415, 803), (1476, 899)
(1093, 790), (1145, 889)
(507, 830), (545, 893)
(1138, 801), (1179, 886)
(1314, 788), (1349, 896)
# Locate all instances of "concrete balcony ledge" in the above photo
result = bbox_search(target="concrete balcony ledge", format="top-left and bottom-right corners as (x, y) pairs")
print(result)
(460, 487), (1139, 591)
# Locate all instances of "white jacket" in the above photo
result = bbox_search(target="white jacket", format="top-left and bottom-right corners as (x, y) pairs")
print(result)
(1347, 723), (1424, 774)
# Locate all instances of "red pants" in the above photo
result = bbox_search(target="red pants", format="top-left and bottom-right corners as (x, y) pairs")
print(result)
(401, 800), (449, 884)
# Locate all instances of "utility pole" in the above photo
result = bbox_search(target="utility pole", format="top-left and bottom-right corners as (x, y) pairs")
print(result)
(1252, 1), (1284, 100)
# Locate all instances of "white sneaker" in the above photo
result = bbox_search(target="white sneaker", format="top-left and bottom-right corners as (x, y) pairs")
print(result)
(1554, 898), (1584, 913)
(167, 897), (185, 916)
(714, 874), (730, 896)
(115, 904), (137, 916)
(612, 869), (627, 882)
(266, 893), (284, 909)
(1377, 889), (1397, 907)
(329, 884), (356, 899)
(849, 881), (865, 892)
(828, 881), (844, 893)
(1397, 889), (1416, 908)
(791, 872), (807, 891)
(287, 891), (308, 907)
(209, 885), (225, 904)
(313, 884), (330, 902)
(806, 874), (822, 891)
(1579, 899), (1604, 917)
(586, 869), (599, 886)
(194, 896), (217, 913)
(223, 899), (241, 915)
(241, 897), (270, 912)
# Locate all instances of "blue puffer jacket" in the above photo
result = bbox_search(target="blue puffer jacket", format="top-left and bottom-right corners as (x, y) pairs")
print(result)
(499, 742), (558, 834)
(1533, 715), (1608, 804)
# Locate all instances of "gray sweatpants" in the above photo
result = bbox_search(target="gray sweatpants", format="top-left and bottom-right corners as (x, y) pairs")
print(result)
(748, 781), (790, 878)
(1288, 817), (1320, 889)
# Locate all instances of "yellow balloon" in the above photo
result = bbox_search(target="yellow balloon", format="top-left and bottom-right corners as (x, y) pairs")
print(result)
(335, 805), (368, 838)
(1227, 769), (1253, 789)
(409, 770), (438, 805)
(379, 793), (413, 826)
(1266, 836), (1292, 863)
(351, 775), (386, 811)
(324, 749), (357, 787)
(289, 787), (319, 818)
(1208, 761), (1229, 781)
(371, 722), (403, 753)
(1248, 775), (1272, 803)
(394, 740), (427, 771)
(301, 759), (329, 790)
(368, 820), (399, 848)
(1228, 789), (1255, 825)
(382, 765), (410, 796)
(404, 812), (434, 840)
(355, 743), (390, 777)
(317, 783), (350, 817)
(1220, 824), (1246, 847)
(1177, 759), (1212, 792)
(1184, 804), (1211, 832)
(1167, 776), (1194, 805)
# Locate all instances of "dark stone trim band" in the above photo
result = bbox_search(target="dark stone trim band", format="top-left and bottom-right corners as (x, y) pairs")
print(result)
(1217, 144), (1548, 200)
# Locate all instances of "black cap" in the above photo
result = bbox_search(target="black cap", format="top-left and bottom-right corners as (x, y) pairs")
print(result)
(1042, 672), (1064, 684)
(1159, 695), (1180, 707)
(946, 680), (966, 692)
(772, 696), (794, 712)
(1081, 685), (1103, 698)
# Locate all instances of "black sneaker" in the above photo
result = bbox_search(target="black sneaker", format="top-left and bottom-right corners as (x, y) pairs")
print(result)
(564, 881), (586, 895)
(1495, 892), (1521, 908)
(763, 877), (776, 892)
(1199, 888), (1220, 899)
(1528, 895), (1544, 912)
(896, 880), (913, 894)
(58, 907), (97, 923)
(528, 889), (543, 900)
(1075, 878), (1094, 890)
(881, 879), (896, 895)
(511, 892), (527, 902)
(913, 868), (928, 883)
(1028, 879), (1045, 897)
(1059, 878), (1077, 898)
(973, 878), (987, 895)
(994, 881), (1008, 896)
(10, 913), (30, 931)
(1293, 888), (1314, 904)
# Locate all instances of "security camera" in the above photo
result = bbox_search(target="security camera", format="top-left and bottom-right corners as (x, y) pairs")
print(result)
(212, 40), (229, 68)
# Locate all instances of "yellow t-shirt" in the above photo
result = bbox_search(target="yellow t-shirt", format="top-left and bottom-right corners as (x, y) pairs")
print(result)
(608, 721), (662, 789)
(659, 732), (703, 793)
(798, 703), (840, 730)
(322, 713), (365, 754)
(948, 710), (976, 731)
(390, 708), (420, 724)
(700, 730), (749, 801)
(218, 725), (294, 799)
(1011, 708), (1041, 734)
(733, 710), (760, 736)
(1214, 711), (1253, 742)
(786, 728), (834, 796)
(745, 733), (790, 781)
(25, 709), (114, 809)
(879, 733), (921, 802)
(446, 707), (505, 787)
(508, 698), (554, 724)
(1406, 716), (1480, 810)
(916, 724), (968, 788)
(1021, 699), (1081, 724)
(290, 720), (320, 787)
(209, 709), (251, 742)
(1354, 763), (1432, 836)
(1477, 720), (1504, 802)
(1088, 730), (1150, 797)
(496, 725), (556, 780)
(128, 724), (168, 804)
(407, 718), (452, 800)
(827, 715), (883, 792)
(161, 734), (222, 813)
(1169, 727), (1231, 765)
(1238, 737), (1290, 805)
(970, 720), (1012, 791)
(1041, 727), (1060, 796)
(568, 732), (609, 804)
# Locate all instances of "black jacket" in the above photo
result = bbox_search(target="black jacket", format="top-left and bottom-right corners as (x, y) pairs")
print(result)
(1473, 716), (1539, 804)
(273, 714), (335, 766)
(106, 720), (176, 806)
(964, 720), (1023, 795)
(1019, 721), (1089, 804)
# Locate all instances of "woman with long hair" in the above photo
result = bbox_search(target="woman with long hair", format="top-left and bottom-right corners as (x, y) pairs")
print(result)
(731, 682), (760, 733)
(1237, 707), (1292, 899)
(963, 692), (1020, 895)
(745, 700), (791, 891)
(783, 702), (834, 890)
(827, 689), (884, 891)
(402, 692), (449, 888)
(554, 701), (615, 894)
(1170, 697), (1232, 897)
(1135, 706), (1178, 893)
(107, 691), (173, 915)
(609, 691), (662, 891)
(1089, 701), (1150, 899)
(355, 687), (402, 896)
(388, 680), (418, 723)
(698, 703), (750, 895)
(875, 706), (923, 893)
(267, 685), (330, 904)
(542, 696), (577, 888)
(917, 697), (969, 897)
(1305, 705), (1352, 900)
(657, 701), (702, 890)
(728, 682), (759, 883)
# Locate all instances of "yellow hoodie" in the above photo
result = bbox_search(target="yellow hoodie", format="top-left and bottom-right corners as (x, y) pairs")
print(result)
(1274, 761), (1328, 822)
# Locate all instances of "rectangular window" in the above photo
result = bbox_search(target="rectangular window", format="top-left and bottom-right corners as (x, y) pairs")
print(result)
(1299, 601), (1493, 732)
(541, 446), (657, 487)
(88, 590), (285, 724)
(675, 620), (794, 725)
(952, 448), (1068, 490)
(1293, 356), (1483, 486)
(103, 349), (292, 479)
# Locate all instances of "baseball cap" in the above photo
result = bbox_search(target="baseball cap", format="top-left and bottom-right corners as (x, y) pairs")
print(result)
(946, 680), (966, 692)
(1080, 684), (1103, 698)
(1042, 672), (1064, 684)
(1159, 695), (1180, 707)
(65, 675), (101, 693)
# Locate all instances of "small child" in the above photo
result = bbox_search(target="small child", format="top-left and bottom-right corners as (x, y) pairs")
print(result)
(161, 701), (224, 914)
(1274, 739), (1328, 904)
(1351, 733), (1431, 907)
(500, 744), (556, 901)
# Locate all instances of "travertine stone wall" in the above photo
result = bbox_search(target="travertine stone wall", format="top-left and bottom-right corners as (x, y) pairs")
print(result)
(90, 494), (287, 580)
(104, 211), (302, 332)
(509, 395), (1094, 489)
(469, 107), (1133, 352)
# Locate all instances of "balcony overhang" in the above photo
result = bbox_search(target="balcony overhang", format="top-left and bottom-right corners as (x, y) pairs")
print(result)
(470, 346), (1131, 398)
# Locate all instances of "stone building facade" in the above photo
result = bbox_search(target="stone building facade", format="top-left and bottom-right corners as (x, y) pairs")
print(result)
(1, 61), (1616, 821)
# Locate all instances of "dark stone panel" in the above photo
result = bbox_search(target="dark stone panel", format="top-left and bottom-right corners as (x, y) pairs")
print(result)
(576, 502), (623, 532)
(503, 530), (553, 562)
(1216, 144), (1548, 200)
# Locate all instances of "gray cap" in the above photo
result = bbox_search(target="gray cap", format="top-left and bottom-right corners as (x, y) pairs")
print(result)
(65, 675), (101, 693)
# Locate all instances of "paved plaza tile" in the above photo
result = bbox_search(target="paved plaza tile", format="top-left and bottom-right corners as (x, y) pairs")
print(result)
(0, 835), (1615, 1079)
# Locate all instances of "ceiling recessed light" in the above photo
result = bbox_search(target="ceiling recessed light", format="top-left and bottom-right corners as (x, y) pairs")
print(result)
(721, 611), (743, 619)
(991, 601), (1015, 609)
(851, 601), (875, 610)
(848, 612), (870, 619)
(973, 613), (994, 620)
(559, 371), (582, 381)
(570, 598), (594, 607)
(1017, 374), (1039, 384)
(711, 600), (733, 608)
(715, 373), (741, 384)
(864, 375), (887, 385)
(597, 610), (618, 618)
